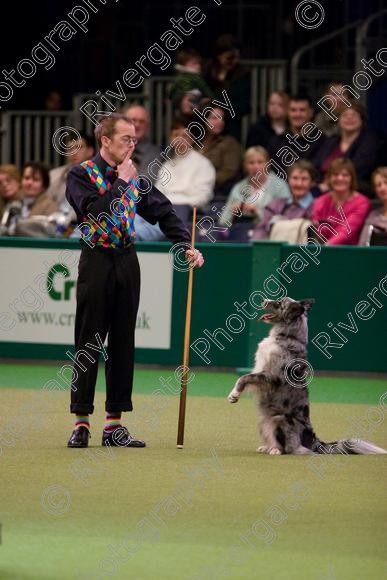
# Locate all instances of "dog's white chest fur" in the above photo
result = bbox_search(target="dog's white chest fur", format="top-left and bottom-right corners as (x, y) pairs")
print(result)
(253, 335), (281, 373)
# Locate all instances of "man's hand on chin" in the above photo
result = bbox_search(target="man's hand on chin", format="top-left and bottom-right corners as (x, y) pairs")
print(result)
(117, 154), (138, 183)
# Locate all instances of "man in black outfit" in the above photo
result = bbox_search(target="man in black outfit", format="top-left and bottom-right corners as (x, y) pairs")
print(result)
(65, 113), (203, 448)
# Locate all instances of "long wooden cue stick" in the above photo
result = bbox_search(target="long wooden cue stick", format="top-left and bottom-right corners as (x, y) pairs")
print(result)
(177, 207), (197, 449)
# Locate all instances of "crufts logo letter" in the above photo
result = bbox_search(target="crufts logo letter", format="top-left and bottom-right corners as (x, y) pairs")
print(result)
(47, 264), (76, 301)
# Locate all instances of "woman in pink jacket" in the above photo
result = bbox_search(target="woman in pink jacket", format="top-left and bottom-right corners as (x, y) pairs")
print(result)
(312, 158), (371, 245)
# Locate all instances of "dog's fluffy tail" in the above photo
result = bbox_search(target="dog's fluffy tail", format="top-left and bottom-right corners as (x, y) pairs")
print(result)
(317, 438), (387, 455)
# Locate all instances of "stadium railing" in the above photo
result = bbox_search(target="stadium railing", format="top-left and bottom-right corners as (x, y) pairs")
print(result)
(291, 8), (387, 100)
(0, 59), (286, 166)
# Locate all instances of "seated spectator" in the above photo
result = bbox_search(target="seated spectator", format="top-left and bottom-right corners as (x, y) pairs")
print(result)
(200, 106), (243, 198)
(314, 103), (381, 196)
(217, 146), (290, 241)
(47, 132), (95, 205)
(269, 94), (324, 172)
(136, 117), (216, 241)
(3, 163), (58, 236)
(246, 91), (289, 149)
(169, 48), (214, 117)
(21, 162), (58, 217)
(314, 82), (351, 138)
(252, 160), (315, 240)
(124, 104), (160, 183)
(0, 164), (21, 221)
(156, 117), (215, 207)
(312, 158), (371, 245)
(204, 34), (251, 140)
(359, 167), (387, 245)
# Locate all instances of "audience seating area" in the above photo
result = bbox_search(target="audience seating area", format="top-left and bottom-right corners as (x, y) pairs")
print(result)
(1, 34), (386, 247)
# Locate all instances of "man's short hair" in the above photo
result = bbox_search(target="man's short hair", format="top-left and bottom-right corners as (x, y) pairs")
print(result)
(94, 113), (134, 147)
(289, 94), (313, 108)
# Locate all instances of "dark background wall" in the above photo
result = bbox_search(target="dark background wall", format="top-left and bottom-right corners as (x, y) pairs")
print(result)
(1, 0), (385, 109)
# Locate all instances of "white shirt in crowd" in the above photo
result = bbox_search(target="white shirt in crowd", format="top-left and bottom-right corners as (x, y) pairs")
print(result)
(155, 149), (215, 209)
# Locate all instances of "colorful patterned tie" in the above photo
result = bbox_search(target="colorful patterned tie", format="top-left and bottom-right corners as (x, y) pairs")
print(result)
(105, 166), (118, 184)
(80, 160), (138, 249)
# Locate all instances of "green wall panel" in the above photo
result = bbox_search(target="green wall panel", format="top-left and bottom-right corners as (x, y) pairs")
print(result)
(0, 238), (386, 372)
(278, 245), (387, 372)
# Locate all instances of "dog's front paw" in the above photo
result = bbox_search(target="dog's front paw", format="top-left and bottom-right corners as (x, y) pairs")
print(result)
(269, 447), (282, 455)
(227, 390), (240, 404)
(256, 445), (269, 453)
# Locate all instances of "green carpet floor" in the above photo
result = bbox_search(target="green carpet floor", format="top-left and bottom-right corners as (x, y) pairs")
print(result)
(0, 365), (386, 579)
(1, 363), (386, 403)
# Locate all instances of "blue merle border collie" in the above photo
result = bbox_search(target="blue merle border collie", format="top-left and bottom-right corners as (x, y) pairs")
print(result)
(228, 297), (386, 455)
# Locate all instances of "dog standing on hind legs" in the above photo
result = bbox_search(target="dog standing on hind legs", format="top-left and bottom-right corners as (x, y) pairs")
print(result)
(227, 297), (387, 456)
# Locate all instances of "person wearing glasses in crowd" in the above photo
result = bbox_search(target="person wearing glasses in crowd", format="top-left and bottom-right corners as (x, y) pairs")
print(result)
(123, 104), (160, 183)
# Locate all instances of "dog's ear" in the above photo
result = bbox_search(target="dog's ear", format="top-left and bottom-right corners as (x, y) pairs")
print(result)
(283, 301), (304, 323)
(300, 299), (315, 312)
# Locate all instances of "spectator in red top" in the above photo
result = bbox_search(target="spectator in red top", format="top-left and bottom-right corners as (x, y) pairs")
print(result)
(312, 158), (371, 245)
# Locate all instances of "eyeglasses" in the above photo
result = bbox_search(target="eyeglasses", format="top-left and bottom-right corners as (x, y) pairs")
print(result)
(121, 136), (138, 145)
(128, 118), (147, 125)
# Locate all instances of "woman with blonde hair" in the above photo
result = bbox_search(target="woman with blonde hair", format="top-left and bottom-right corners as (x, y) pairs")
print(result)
(312, 158), (371, 245)
(218, 146), (290, 241)
(359, 167), (387, 245)
(0, 164), (21, 217)
(0, 165), (22, 233)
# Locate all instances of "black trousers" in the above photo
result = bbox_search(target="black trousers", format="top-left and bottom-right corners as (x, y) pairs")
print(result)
(70, 244), (140, 415)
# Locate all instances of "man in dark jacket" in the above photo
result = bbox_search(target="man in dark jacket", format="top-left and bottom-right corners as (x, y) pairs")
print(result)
(65, 113), (203, 449)
(268, 95), (324, 172)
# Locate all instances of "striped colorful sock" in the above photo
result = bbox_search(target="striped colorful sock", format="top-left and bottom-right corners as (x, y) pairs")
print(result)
(104, 413), (122, 433)
(75, 415), (90, 430)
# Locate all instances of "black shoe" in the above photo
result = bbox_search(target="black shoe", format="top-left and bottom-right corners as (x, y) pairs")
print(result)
(102, 426), (146, 447)
(67, 426), (90, 448)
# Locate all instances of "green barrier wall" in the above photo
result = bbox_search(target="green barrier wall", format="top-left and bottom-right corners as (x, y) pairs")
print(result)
(0, 238), (386, 372)
(278, 243), (387, 372)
